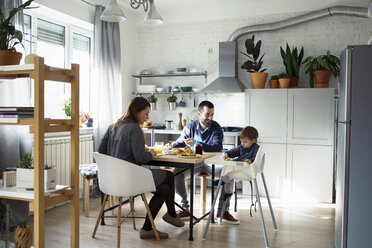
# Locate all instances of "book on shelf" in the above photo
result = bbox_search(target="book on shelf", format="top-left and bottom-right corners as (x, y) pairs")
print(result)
(0, 118), (18, 123)
(0, 106), (34, 112)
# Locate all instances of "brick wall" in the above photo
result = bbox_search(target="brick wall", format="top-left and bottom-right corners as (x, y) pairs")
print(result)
(132, 12), (372, 126)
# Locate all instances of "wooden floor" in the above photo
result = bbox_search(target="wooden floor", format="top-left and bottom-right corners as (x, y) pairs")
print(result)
(28, 189), (335, 248)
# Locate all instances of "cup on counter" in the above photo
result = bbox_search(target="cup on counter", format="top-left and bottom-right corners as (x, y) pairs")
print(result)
(165, 120), (173, 129)
(166, 86), (172, 93)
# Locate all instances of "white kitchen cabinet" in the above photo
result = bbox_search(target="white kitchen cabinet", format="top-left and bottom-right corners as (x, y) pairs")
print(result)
(245, 89), (287, 144)
(242, 88), (335, 203)
(287, 144), (333, 203)
(287, 88), (335, 145)
(242, 143), (287, 198)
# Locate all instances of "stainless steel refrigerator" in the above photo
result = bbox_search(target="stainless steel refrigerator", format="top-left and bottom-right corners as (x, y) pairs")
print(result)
(335, 45), (372, 248)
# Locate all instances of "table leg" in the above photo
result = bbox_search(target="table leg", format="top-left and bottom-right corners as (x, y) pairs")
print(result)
(211, 164), (215, 223)
(188, 164), (194, 241)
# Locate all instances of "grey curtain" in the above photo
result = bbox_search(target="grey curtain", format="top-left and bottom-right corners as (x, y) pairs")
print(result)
(92, 6), (122, 149)
(0, 0), (32, 225)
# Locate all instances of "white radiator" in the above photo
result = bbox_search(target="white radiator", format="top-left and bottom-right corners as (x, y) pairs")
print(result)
(44, 135), (94, 186)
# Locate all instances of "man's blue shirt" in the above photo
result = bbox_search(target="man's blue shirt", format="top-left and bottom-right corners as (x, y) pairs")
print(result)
(172, 120), (223, 152)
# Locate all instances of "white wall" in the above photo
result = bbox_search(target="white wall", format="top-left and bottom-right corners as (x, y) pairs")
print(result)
(119, 11), (139, 113)
(132, 12), (372, 126)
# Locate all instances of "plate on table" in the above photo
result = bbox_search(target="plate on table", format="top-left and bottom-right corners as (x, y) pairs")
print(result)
(177, 154), (201, 159)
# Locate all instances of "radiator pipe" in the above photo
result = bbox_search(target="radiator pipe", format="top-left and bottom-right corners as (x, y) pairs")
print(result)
(228, 4), (372, 41)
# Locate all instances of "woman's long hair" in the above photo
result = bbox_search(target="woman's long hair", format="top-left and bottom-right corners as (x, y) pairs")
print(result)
(112, 97), (150, 133)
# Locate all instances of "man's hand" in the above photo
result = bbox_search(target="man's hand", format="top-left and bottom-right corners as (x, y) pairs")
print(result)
(165, 143), (173, 149)
(243, 159), (252, 164)
(184, 138), (196, 147)
(223, 153), (229, 160)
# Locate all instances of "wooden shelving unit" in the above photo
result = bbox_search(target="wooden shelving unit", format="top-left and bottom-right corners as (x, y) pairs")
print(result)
(0, 57), (79, 248)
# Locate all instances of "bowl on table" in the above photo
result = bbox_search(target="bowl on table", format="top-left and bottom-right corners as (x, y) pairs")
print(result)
(181, 87), (192, 92)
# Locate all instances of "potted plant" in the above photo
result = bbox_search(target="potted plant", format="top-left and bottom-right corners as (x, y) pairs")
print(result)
(303, 50), (340, 88)
(79, 111), (90, 128)
(280, 43), (304, 88)
(240, 35), (267, 89)
(167, 95), (177, 111)
(16, 153), (56, 190)
(269, 75), (279, 88)
(0, 0), (35, 65)
(278, 73), (290, 88)
(86, 113), (93, 127)
(61, 98), (71, 118)
(147, 94), (158, 111)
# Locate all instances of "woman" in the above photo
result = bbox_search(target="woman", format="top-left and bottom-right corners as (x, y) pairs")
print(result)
(98, 97), (184, 239)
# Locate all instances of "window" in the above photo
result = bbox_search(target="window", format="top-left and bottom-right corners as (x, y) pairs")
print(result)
(23, 11), (93, 118)
(72, 32), (92, 113)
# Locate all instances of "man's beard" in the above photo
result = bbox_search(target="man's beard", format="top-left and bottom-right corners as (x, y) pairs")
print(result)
(200, 118), (211, 127)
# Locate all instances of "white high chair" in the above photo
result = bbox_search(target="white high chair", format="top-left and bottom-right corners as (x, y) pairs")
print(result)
(202, 147), (278, 248)
(92, 152), (161, 247)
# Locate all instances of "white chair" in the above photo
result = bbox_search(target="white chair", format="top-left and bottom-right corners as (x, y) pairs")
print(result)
(202, 147), (278, 248)
(92, 152), (160, 247)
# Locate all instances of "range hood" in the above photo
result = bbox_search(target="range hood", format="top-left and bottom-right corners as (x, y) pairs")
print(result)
(201, 41), (246, 93)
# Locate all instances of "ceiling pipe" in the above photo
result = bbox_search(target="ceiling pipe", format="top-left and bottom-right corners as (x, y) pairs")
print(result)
(228, 5), (372, 42)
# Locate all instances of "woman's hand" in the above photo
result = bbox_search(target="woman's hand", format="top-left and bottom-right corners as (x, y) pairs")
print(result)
(148, 148), (156, 156)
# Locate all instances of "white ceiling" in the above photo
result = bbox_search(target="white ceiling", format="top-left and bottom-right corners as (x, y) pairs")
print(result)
(114, 0), (371, 23)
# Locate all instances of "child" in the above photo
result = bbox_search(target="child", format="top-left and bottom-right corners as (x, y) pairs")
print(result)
(224, 126), (259, 163)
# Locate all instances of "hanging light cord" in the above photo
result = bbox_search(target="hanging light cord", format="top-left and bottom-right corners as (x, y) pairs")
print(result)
(81, 0), (96, 7)
(130, 0), (149, 11)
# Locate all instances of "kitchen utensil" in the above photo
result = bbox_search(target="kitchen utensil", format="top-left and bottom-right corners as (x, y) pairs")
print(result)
(183, 119), (187, 128)
(166, 86), (172, 92)
(156, 87), (165, 92)
(178, 94), (186, 107)
(173, 86), (181, 92)
(177, 67), (188, 72)
(181, 86), (192, 92)
(165, 120), (173, 129)
(193, 94), (197, 108)
(178, 113), (183, 130)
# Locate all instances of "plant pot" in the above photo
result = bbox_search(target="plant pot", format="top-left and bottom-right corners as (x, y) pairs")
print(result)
(290, 77), (299, 88)
(279, 78), (291, 88)
(0, 50), (22, 66)
(313, 70), (332, 88)
(150, 102), (157, 111)
(250, 72), (268, 89)
(16, 167), (57, 190)
(168, 102), (176, 111)
(269, 79), (279, 88)
(86, 117), (93, 127)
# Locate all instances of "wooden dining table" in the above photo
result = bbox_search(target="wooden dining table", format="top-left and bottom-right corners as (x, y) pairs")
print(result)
(149, 152), (220, 241)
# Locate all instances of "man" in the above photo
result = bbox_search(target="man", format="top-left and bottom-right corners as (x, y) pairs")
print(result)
(172, 101), (239, 224)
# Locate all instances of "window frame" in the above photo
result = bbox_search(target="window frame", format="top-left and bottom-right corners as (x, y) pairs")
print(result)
(23, 10), (93, 113)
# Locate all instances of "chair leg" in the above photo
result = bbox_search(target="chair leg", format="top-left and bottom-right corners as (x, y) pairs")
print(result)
(117, 197), (123, 248)
(261, 173), (278, 230)
(200, 175), (207, 215)
(83, 177), (86, 214)
(92, 194), (108, 238)
(254, 179), (270, 248)
(84, 178), (90, 217)
(141, 194), (160, 241)
(234, 181), (238, 212)
(202, 178), (223, 240)
(129, 196), (136, 230)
